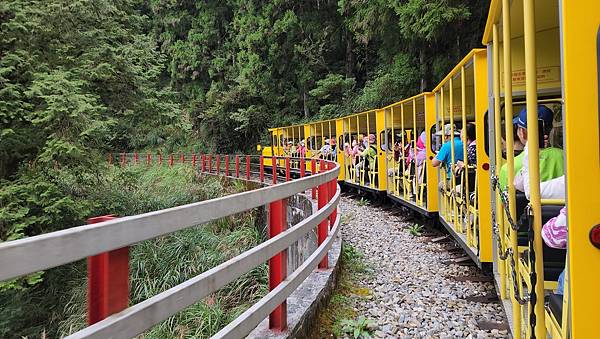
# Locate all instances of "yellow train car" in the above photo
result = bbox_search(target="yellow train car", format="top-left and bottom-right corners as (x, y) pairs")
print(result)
(340, 109), (387, 194)
(484, 0), (600, 337)
(306, 118), (343, 179)
(431, 49), (492, 268)
(264, 118), (346, 181)
(383, 93), (439, 216)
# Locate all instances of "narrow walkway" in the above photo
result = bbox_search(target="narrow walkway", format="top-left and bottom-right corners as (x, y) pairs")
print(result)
(340, 197), (508, 338)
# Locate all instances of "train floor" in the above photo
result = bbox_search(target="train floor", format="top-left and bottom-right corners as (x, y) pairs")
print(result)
(338, 196), (509, 338)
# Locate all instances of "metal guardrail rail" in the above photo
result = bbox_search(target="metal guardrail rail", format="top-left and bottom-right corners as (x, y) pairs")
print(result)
(0, 154), (340, 339)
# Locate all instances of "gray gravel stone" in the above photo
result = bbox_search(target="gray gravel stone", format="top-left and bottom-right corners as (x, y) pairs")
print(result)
(339, 197), (509, 338)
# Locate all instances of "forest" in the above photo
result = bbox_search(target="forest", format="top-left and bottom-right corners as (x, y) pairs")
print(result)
(0, 0), (488, 336)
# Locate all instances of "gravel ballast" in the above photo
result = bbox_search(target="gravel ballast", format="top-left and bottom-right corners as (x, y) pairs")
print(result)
(339, 196), (509, 338)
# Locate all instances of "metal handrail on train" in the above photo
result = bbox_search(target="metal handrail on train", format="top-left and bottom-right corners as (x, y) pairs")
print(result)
(0, 154), (340, 339)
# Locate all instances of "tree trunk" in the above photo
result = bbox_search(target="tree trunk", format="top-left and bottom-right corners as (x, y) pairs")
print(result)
(344, 3), (354, 78)
(346, 33), (354, 78)
(419, 48), (427, 92)
(303, 90), (309, 118)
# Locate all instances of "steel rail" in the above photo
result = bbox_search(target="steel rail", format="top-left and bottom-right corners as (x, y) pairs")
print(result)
(65, 185), (340, 339)
(0, 164), (339, 281)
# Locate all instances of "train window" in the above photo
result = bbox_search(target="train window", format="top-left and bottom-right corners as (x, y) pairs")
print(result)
(307, 136), (314, 150)
(431, 125), (441, 153)
(379, 130), (388, 151)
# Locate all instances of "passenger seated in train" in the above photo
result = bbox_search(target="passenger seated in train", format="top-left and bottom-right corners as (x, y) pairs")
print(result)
(455, 123), (477, 199)
(297, 140), (306, 158)
(351, 140), (359, 164)
(542, 206), (567, 295)
(330, 138), (337, 161)
(355, 134), (377, 184)
(511, 116), (567, 296)
(343, 142), (351, 157)
(386, 141), (403, 177)
(406, 131), (427, 186)
(512, 124), (525, 155)
(313, 138), (331, 159)
(283, 140), (292, 156)
(432, 124), (464, 185)
(499, 105), (564, 190)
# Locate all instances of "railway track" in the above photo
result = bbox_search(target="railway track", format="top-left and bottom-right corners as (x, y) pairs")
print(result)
(338, 197), (509, 338)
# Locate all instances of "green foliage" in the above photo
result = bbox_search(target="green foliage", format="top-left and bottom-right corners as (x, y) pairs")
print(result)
(340, 316), (376, 338)
(147, 0), (488, 150)
(407, 223), (424, 236)
(357, 197), (369, 207)
(1, 166), (267, 338)
(351, 53), (421, 112)
(310, 243), (371, 338)
(0, 0), (186, 179)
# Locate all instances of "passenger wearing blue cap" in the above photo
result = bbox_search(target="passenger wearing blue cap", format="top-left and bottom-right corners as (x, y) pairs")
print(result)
(498, 105), (564, 190)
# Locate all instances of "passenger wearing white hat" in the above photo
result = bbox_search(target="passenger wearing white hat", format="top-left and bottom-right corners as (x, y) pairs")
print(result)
(355, 134), (378, 184)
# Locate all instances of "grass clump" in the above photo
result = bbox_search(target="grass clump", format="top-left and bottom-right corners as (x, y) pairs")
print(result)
(357, 197), (369, 207)
(407, 223), (424, 236)
(309, 243), (372, 338)
(340, 316), (376, 338)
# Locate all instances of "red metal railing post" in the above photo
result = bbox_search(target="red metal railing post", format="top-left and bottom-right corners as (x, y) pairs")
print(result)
(180, 153), (185, 164)
(235, 155), (240, 178)
(158, 153), (163, 166)
(87, 215), (129, 325)
(311, 158), (317, 199)
(300, 158), (305, 178)
(328, 162), (337, 228)
(268, 199), (288, 330)
(285, 157), (291, 182)
(134, 152), (138, 165)
(246, 155), (251, 180)
(168, 154), (174, 167)
(216, 155), (220, 175)
(225, 155), (230, 177)
(146, 153), (151, 166)
(192, 154), (197, 168)
(259, 155), (265, 183)
(208, 154), (212, 173)
(272, 156), (277, 184)
(201, 154), (206, 173)
(317, 161), (329, 269)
